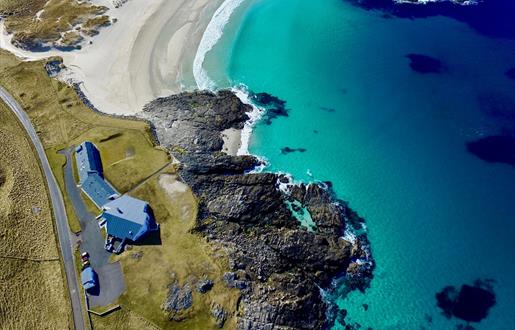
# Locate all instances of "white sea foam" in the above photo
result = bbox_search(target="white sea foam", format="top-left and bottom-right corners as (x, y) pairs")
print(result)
(193, 0), (259, 159)
(277, 172), (295, 195)
(231, 85), (266, 156)
(342, 229), (357, 245)
(193, 0), (246, 90)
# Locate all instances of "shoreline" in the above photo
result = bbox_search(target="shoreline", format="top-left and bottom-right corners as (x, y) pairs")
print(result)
(0, 0), (225, 115)
(143, 90), (374, 329)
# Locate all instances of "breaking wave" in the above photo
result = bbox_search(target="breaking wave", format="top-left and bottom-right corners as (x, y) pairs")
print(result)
(193, 0), (246, 90)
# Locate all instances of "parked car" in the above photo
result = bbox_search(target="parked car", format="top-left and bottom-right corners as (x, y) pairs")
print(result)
(81, 251), (89, 262)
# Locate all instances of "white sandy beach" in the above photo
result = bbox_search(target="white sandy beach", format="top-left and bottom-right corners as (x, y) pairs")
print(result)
(221, 128), (242, 156)
(0, 0), (224, 115)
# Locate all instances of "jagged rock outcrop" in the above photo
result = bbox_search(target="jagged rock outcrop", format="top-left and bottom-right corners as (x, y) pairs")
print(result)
(141, 90), (374, 329)
(211, 303), (228, 328)
(197, 279), (214, 293)
(162, 277), (194, 321)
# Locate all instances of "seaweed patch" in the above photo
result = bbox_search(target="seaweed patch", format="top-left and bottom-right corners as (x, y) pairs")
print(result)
(505, 67), (515, 80)
(436, 279), (496, 323)
(466, 135), (515, 167)
(320, 106), (336, 113)
(250, 92), (288, 125)
(406, 54), (446, 74)
(342, 0), (515, 40)
(281, 147), (307, 155)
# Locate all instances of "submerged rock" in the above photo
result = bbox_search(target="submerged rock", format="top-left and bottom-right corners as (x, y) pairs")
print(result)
(466, 135), (515, 167)
(343, 0), (515, 40)
(505, 67), (515, 80)
(250, 92), (288, 125)
(281, 147), (307, 154)
(406, 54), (446, 74)
(320, 106), (336, 113)
(142, 90), (374, 329)
(436, 280), (496, 323)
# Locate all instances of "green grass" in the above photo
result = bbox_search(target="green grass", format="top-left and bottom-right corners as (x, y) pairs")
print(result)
(46, 147), (82, 233)
(111, 173), (240, 329)
(0, 49), (170, 230)
(82, 15), (111, 36)
(90, 307), (159, 330)
(0, 49), (237, 329)
(1, 0), (108, 49)
(0, 0), (45, 15)
(0, 99), (72, 329)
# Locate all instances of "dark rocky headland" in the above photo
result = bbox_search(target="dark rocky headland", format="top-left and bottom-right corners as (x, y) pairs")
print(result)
(140, 90), (374, 329)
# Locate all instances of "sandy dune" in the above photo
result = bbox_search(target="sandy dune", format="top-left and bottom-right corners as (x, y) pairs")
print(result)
(0, 0), (223, 114)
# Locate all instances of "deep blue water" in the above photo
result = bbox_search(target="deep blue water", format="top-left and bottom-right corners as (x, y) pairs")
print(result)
(199, 0), (515, 328)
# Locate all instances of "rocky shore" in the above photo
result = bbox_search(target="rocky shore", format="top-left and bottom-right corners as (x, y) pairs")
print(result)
(140, 90), (374, 329)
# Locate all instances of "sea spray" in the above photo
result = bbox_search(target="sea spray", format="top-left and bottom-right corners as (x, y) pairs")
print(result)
(193, 0), (247, 90)
(193, 0), (261, 159)
(231, 85), (265, 156)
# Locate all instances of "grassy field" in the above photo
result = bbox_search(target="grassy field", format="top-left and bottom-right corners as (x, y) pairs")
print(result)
(0, 49), (238, 328)
(0, 100), (71, 329)
(112, 171), (240, 329)
(90, 307), (160, 330)
(0, 49), (171, 231)
(0, 0), (110, 49)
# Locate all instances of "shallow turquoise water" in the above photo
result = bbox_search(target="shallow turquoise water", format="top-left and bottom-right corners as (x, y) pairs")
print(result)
(202, 0), (515, 328)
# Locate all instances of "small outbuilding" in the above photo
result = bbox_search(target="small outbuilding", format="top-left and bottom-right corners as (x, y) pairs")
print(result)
(100, 195), (158, 243)
(81, 267), (97, 291)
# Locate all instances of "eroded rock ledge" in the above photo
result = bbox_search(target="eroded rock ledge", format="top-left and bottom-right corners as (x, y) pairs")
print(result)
(141, 90), (374, 329)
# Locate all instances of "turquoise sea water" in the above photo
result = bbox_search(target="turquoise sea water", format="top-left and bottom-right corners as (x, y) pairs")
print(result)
(200, 0), (515, 328)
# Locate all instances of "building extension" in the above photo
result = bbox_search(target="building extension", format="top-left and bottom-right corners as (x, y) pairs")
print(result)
(75, 141), (119, 207)
(75, 141), (158, 251)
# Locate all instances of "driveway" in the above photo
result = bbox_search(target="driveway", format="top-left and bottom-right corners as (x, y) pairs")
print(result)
(61, 148), (125, 308)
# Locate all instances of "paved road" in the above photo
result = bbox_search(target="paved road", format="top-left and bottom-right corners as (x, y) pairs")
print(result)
(0, 86), (86, 330)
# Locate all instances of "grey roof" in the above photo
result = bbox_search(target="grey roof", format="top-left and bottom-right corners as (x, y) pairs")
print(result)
(82, 174), (118, 208)
(74, 140), (157, 242)
(102, 195), (157, 241)
(81, 267), (96, 290)
(75, 141), (119, 207)
(75, 141), (103, 184)
(103, 195), (150, 225)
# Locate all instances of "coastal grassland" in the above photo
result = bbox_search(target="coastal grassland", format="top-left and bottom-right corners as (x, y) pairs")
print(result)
(106, 172), (240, 330)
(0, 100), (71, 328)
(0, 0), (109, 49)
(0, 50), (237, 328)
(90, 307), (160, 330)
(0, 49), (170, 229)
(46, 148), (81, 232)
